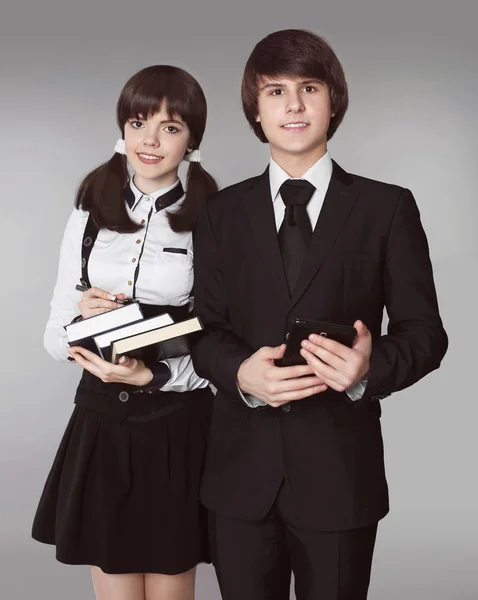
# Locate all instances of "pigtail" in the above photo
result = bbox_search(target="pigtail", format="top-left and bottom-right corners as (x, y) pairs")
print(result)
(75, 152), (142, 233)
(168, 161), (218, 233)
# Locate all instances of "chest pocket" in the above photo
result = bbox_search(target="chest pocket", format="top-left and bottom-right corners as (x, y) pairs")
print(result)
(157, 246), (194, 299)
(163, 247), (188, 255)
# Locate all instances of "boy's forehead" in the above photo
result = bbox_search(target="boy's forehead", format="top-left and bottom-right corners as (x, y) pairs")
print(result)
(258, 74), (323, 87)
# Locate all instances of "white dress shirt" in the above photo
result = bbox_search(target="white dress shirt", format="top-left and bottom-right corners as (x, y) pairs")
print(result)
(240, 152), (367, 407)
(44, 178), (208, 393)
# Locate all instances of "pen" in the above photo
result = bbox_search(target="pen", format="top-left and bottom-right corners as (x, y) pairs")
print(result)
(75, 284), (135, 304)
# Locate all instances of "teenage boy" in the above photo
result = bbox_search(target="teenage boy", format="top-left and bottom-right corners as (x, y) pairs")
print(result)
(192, 29), (447, 600)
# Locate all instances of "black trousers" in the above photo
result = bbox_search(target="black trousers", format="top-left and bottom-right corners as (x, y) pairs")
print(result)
(209, 481), (378, 600)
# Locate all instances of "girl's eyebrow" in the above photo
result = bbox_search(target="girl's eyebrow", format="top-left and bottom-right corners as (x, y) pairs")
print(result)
(159, 119), (184, 125)
(130, 116), (184, 126)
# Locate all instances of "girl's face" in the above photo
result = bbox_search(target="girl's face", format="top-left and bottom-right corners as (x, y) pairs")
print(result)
(124, 102), (191, 193)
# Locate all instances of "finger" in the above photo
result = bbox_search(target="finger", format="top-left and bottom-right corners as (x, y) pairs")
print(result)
(307, 333), (353, 361)
(315, 375), (352, 393)
(70, 346), (112, 369)
(270, 363), (316, 380)
(83, 287), (117, 302)
(273, 375), (326, 394)
(300, 348), (350, 387)
(353, 320), (371, 350)
(81, 299), (119, 311)
(301, 340), (345, 370)
(262, 375), (325, 400)
(353, 320), (368, 336)
(271, 383), (328, 403)
(80, 308), (111, 317)
(118, 356), (138, 369)
(256, 345), (286, 361)
(68, 349), (104, 379)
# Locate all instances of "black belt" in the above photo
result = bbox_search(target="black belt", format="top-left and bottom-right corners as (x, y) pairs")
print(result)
(74, 371), (212, 422)
(74, 384), (184, 422)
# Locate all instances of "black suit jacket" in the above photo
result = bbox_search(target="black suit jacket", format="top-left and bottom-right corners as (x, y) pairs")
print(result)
(192, 162), (447, 530)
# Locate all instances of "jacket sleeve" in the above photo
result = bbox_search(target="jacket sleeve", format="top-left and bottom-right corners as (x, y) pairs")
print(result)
(362, 188), (448, 402)
(191, 200), (254, 401)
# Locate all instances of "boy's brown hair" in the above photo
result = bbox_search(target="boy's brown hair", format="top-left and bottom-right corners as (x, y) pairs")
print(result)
(241, 29), (349, 143)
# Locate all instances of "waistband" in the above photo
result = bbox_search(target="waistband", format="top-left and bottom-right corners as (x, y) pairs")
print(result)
(74, 371), (212, 421)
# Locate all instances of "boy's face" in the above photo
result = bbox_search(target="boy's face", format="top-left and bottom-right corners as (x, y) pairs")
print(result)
(256, 76), (333, 164)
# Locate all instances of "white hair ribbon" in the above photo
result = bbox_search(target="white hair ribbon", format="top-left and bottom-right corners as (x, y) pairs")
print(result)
(184, 149), (201, 163)
(114, 138), (126, 155)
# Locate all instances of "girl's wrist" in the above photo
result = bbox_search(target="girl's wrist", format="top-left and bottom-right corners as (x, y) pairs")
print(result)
(134, 366), (154, 387)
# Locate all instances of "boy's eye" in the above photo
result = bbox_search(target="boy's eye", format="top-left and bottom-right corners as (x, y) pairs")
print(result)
(271, 89), (284, 96)
(303, 86), (316, 93)
(130, 120), (143, 129)
(165, 125), (179, 133)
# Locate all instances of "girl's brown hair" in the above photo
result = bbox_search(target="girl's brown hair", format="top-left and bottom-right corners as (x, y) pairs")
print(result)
(76, 65), (217, 233)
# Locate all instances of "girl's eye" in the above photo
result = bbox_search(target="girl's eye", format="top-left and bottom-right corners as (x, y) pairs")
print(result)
(165, 125), (179, 133)
(130, 120), (143, 129)
(271, 89), (284, 96)
(303, 86), (316, 93)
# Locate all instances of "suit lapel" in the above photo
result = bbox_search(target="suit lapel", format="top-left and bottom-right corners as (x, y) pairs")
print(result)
(241, 168), (291, 301)
(289, 161), (359, 309)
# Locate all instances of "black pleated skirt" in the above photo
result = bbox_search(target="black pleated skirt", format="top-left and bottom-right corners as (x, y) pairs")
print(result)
(32, 371), (214, 575)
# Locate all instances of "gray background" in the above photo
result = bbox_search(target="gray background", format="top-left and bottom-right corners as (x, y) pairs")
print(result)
(1, 0), (477, 598)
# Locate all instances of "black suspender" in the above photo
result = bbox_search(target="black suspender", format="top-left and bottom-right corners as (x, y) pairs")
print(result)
(79, 213), (100, 288)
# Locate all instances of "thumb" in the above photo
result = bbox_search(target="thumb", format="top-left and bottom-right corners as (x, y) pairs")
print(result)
(259, 344), (287, 361)
(118, 355), (130, 366)
(353, 320), (369, 347)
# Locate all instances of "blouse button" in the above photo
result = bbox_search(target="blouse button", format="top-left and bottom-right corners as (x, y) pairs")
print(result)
(132, 258), (136, 263)
(128, 280), (132, 286)
(136, 239), (141, 244)
(119, 391), (129, 402)
(140, 219), (145, 225)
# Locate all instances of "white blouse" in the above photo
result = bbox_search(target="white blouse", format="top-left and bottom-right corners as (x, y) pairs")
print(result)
(44, 178), (208, 393)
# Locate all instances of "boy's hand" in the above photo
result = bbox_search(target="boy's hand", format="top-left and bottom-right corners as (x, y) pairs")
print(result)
(300, 320), (371, 392)
(237, 344), (328, 408)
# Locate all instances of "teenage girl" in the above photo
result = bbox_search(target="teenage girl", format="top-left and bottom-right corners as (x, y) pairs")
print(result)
(32, 65), (217, 600)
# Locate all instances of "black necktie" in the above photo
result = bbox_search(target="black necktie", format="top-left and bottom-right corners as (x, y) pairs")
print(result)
(278, 179), (316, 293)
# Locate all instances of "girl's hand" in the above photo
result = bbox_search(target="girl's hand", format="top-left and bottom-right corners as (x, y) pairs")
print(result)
(78, 287), (127, 319)
(68, 346), (153, 387)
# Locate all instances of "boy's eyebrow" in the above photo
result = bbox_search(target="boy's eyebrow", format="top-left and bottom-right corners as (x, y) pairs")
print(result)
(260, 82), (285, 90)
(260, 79), (324, 91)
(300, 79), (324, 86)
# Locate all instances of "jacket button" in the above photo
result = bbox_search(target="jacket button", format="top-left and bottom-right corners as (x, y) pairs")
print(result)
(119, 391), (129, 402)
(281, 403), (291, 413)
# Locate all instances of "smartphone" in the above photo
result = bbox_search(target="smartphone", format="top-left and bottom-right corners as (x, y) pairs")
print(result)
(276, 318), (357, 367)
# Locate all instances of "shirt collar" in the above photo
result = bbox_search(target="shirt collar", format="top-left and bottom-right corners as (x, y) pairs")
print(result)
(126, 177), (184, 212)
(269, 151), (333, 202)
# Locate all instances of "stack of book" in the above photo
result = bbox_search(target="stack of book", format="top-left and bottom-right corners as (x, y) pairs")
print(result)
(65, 303), (202, 363)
